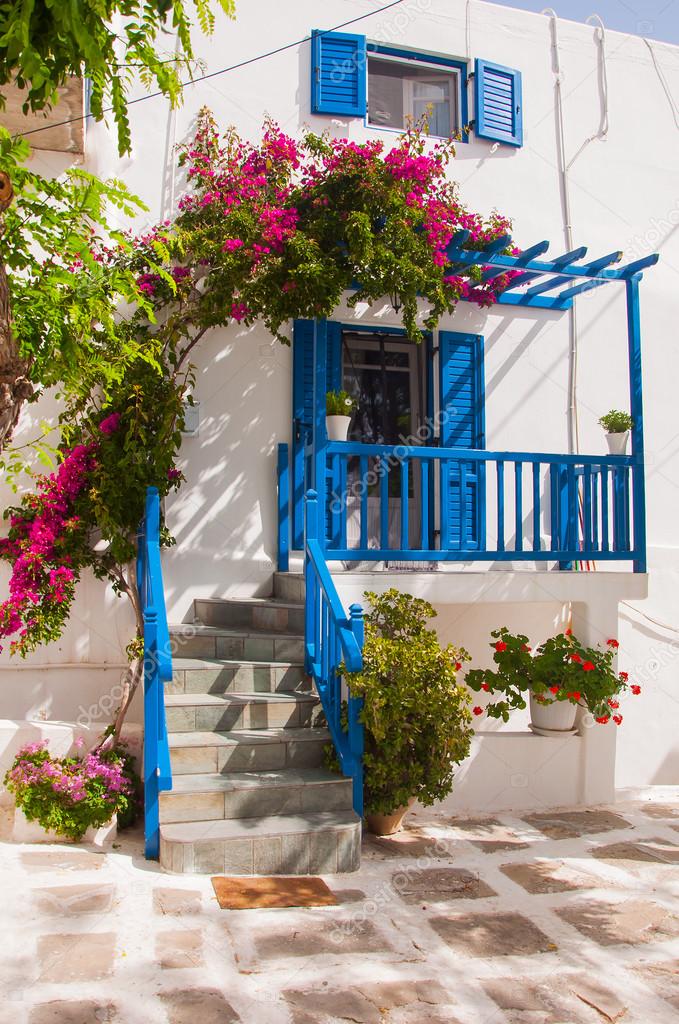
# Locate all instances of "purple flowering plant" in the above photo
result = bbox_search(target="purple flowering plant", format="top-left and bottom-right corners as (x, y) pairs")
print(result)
(4, 741), (134, 840)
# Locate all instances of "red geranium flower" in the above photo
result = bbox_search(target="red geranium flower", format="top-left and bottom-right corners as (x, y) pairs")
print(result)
(455, 662), (462, 671)
(582, 661), (595, 672)
(495, 641), (507, 653)
(481, 683), (490, 692)
(608, 699), (620, 709)
(565, 628), (573, 636)
(568, 691), (581, 702)
(472, 706), (484, 716)
(613, 714), (623, 725)
(571, 653), (582, 663)
(619, 671), (629, 681)
(521, 644), (531, 652)
(595, 715), (611, 724)
(549, 685), (559, 694)
(631, 684), (641, 695)
(607, 639), (619, 648)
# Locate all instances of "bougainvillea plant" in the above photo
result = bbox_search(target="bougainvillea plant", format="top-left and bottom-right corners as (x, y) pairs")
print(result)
(466, 627), (641, 724)
(1, 109), (520, 743)
(4, 740), (134, 840)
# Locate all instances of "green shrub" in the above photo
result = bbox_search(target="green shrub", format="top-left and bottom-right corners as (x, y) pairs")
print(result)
(345, 589), (473, 815)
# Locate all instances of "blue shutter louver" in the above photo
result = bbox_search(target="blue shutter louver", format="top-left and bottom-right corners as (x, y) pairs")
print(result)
(439, 332), (486, 551)
(311, 30), (367, 117)
(474, 59), (523, 147)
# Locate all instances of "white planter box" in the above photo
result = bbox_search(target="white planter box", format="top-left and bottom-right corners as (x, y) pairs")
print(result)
(12, 807), (117, 847)
(605, 431), (629, 455)
(326, 415), (351, 441)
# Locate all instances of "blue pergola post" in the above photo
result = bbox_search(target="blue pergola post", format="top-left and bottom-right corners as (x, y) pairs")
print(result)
(626, 276), (647, 573)
(312, 318), (328, 551)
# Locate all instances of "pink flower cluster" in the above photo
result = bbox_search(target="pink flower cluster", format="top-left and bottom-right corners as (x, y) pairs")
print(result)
(0, 444), (96, 654)
(6, 742), (131, 807)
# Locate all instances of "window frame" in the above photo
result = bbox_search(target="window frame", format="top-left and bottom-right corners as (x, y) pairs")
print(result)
(365, 44), (469, 143)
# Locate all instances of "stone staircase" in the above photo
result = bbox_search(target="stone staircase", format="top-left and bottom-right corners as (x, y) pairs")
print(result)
(158, 572), (362, 875)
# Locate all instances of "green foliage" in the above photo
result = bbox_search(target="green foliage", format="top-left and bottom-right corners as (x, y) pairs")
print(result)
(345, 589), (473, 815)
(5, 742), (134, 841)
(326, 389), (355, 416)
(0, 1), (236, 155)
(599, 409), (633, 433)
(466, 626), (633, 724)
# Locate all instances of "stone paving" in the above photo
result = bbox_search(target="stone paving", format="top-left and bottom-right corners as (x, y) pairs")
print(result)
(1, 790), (678, 1024)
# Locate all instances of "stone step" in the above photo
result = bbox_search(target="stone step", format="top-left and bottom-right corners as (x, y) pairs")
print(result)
(169, 624), (304, 663)
(159, 768), (353, 824)
(165, 691), (319, 733)
(169, 658), (310, 696)
(169, 727), (329, 775)
(159, 809), (361, 875)
(194, 596), (304, 634)
(272, 571), (305, 603)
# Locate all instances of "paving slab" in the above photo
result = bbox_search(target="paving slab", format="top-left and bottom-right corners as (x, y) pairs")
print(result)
(155, 928), (204, 969)
(28, 1002), (118, 1024)
(520, 809), (631, 839)
(445, 816), (531, 853)
(152, 886), (203, 916)
(633, 959), (679, 1011)
(591, 836), (679, 865)
(430, 911), (556, 956)
(500, 859), (598, 894)
(556, 899), (679, 946)
(33, 883), (115, 916)
(394, 866), (497, 903)
(37, 933), (116, 982)
(159, 989), (240, 1024)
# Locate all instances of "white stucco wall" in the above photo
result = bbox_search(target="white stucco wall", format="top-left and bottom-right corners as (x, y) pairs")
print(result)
(1, 1), (678, 789)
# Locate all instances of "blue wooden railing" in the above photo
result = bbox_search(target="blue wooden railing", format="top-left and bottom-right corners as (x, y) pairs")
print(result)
(322, 442), (640, 564)
(304, 488), (365, 816)
(136, 486), (173, 860)
(278, 441), (644, 568)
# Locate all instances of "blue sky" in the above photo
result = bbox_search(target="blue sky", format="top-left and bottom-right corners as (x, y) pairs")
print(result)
(482, 0), (679, 44)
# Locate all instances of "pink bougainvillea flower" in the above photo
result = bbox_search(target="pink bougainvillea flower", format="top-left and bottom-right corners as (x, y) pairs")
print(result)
(99, 413), (121, 436)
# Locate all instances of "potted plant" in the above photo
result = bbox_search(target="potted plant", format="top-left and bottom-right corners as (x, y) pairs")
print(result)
(326, 390), (356, 442)
(466, 627), (641, 735)
(599, 409), (633, 455)
(4, 739), (138, 844)
(344, 589), (473, 835)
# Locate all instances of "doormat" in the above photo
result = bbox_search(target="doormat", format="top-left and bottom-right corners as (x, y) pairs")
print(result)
(211, 875), (338, 910)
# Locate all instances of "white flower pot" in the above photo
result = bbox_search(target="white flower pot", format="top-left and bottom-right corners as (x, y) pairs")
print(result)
(12, 807), (117, 847)
(326, 415), (352, 441)
(529, 691), (578, 736)
(606, 431), (629, 456)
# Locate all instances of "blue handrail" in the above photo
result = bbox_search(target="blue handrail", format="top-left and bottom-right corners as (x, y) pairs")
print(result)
(136, 486), (173, 860)
(304, 488), (365, 817)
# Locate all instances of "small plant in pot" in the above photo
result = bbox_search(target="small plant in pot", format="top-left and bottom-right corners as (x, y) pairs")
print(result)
(344, 589), (473, 835)
(599, 409), (633, 456)
(326, 390), (356, 441)
(467, 627), (641, 735)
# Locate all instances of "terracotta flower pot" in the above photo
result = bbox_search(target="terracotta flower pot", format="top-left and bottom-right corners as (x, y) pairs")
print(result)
(606, 431), (629, 456)
(326, 415), (351, 441)
(529, 691), (578, 736)
(366, 798), (416, 836)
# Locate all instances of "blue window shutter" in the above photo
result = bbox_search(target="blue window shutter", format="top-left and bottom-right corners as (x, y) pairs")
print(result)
(291, 320), (343, 548)
(474, 59), (523, 147)
(292, 319), (315, 549)
(439, 332), (485, 550)
(311, 30), (367, 116)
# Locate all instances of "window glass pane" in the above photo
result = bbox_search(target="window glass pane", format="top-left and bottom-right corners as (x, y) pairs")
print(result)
(368, 57), (458, 137)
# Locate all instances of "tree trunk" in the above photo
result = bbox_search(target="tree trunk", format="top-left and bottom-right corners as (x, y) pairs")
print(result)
(95, 563), (146, 752)
(0, 197), (34, 449)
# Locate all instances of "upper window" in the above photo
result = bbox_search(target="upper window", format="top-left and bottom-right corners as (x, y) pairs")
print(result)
(367, 57), (460, 138)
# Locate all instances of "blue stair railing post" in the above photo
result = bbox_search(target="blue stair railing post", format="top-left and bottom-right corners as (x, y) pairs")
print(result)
(277, 442), (290, 573)
(139, 485), (173, 861)
(626, 276), (647, 573)
(348, 603), (365, 817)
(143, 605), (161, 859)
(304, 487), (365, 817)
